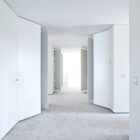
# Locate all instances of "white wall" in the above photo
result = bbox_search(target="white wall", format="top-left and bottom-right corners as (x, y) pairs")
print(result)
(60, 54), (63, 87)
(81, 48), (87, 91)
(110, 28), (114, 111)
(130, 0), (140, 139)
(87, 36), (93, 103)
(0, 1), (18, 139)
(41, 30), (49, 109)
(48, 45), (54, 94)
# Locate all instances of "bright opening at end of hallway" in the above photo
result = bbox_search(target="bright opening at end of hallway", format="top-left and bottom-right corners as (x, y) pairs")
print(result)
(62, 49), (81, 89)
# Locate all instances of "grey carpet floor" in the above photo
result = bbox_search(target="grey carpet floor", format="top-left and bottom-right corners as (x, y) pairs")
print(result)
(48, 88), (112, 113)
(3, 88), (129, 140)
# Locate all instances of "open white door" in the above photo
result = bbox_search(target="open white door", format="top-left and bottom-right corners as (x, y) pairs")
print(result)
(0, 1), (18, 139)
(94, 30), (112, 109)
(18, 18), (41, 120)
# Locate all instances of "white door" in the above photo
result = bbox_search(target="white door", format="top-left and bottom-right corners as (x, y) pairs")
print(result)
(0, 1), (18, 139)
(113, 25), (129, 112)
(94, 30), (112, 109)
(18, 18), (41, 120)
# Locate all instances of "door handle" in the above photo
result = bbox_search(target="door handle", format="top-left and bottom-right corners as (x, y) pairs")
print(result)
(15, 79), (19, 82)
(121, 74), (126, 78)
(134, 76), (138, 85)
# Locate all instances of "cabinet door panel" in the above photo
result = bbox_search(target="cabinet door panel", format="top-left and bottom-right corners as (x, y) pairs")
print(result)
(94, 30), (112, 109)
(18, 18), (41, 120)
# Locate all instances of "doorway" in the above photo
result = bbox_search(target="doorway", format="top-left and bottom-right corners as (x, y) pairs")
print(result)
(62, 49), (81, 89)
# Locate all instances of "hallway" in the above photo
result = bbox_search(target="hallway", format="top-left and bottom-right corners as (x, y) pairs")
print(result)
(49, 88), (111, 113)
(3, 89), (129, 140)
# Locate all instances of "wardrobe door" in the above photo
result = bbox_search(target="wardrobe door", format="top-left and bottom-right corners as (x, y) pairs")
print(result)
(0, 1), (18, 139)
(18, 18), (41, 120)
(113, 25), (129, 112)
(94, 29), (112, 109)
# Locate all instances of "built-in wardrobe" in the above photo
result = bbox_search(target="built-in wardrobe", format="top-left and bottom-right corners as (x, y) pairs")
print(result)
(93, 25), (129, 113)
(18, 18), (41, 121)
(0, 1), (41, 139)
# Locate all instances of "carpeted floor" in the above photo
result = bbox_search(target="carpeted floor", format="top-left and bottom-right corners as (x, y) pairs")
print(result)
(48, 88), (112, 113)
(3, 88), (129, 140)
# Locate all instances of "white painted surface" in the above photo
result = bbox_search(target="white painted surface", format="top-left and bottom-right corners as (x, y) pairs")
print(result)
(81, 49), (87, 91)
(94, 26), (129, 112)
(5, 0), (129, 26)
(48, 25), (112, 35)
(130, 0), (140, 139)
(110, 28), (114, 111)
(48, 45), (54, 95)
(94, 30), (112, 109)
(87, 36), (93, 103)
(60, 54), (63, 87)
(18, 18), (41, 120)
(49, 34), (88, 49)
(113, 25), (129, 112)
(48, 26), (113, 50)
(41, 30), (49, 109)
(0, 1), (18, 139)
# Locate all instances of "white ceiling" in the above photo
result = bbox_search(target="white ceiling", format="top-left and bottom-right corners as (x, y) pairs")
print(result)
(5, 0), (129, 27)
(48, 25), (112, 35)
(49, 34), (88, 48)
(48, 25), (112, 48)
(5, 0), (128, 48)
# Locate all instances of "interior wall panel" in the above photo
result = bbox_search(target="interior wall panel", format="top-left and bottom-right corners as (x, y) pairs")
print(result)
(0, 1), (18, 139)
(81, 48), (87, 91)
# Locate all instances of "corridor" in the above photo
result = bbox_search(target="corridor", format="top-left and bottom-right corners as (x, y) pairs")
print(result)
(49, 88), (111, 113)
(3, 88), (129, 140)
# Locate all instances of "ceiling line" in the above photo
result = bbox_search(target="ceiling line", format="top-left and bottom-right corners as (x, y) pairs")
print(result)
(3, 0), (46, 27)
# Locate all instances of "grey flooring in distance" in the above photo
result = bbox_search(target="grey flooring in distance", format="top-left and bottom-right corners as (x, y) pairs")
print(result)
(3, 88), (129, 140)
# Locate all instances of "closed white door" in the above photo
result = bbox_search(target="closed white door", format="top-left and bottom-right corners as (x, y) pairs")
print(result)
(18, 18), (41, 120)
(113, 25), (129, 112)
(0, 1), (18, 139)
